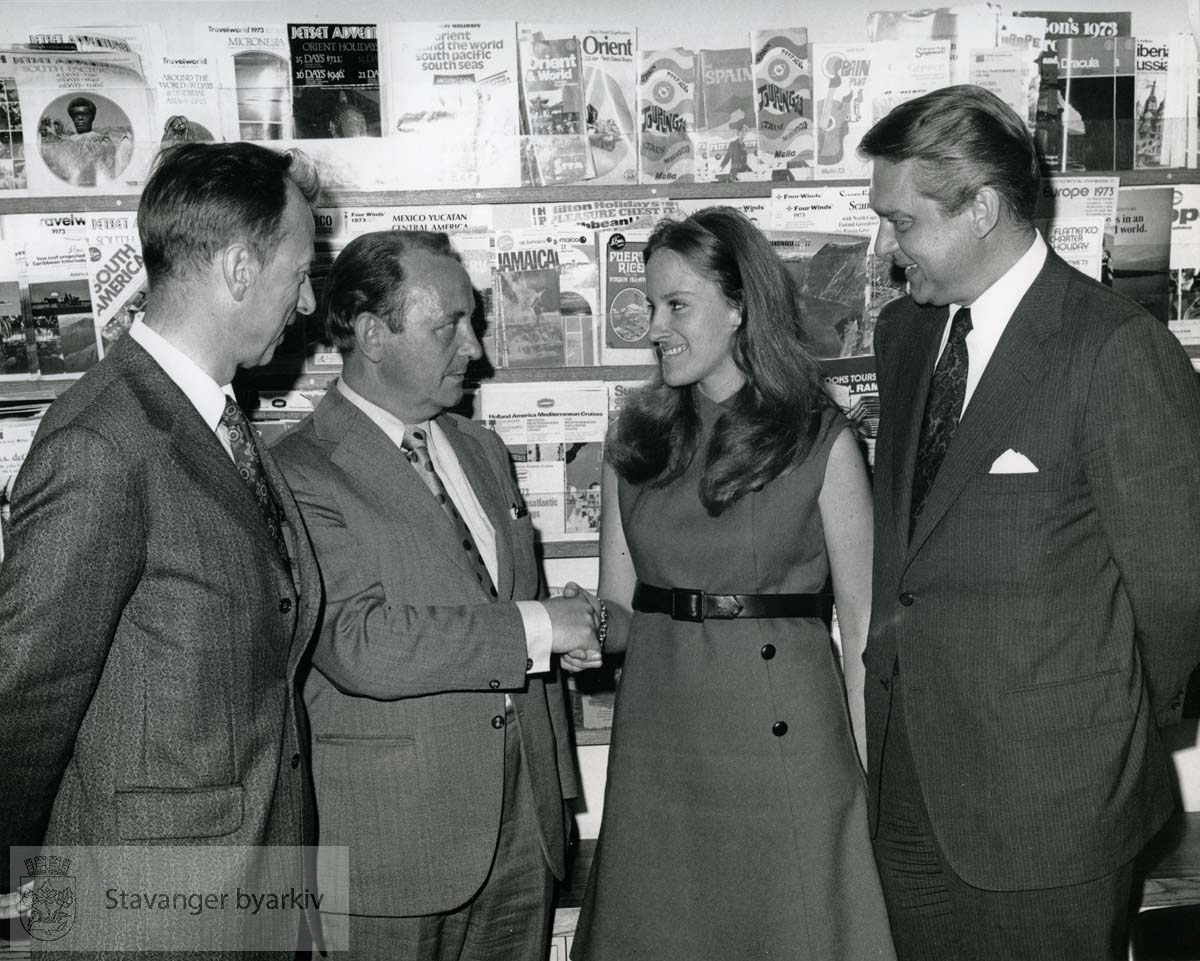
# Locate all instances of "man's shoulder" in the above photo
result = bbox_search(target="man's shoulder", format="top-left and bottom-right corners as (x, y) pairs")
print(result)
(443, 411), (499, 443)
(269, 413), (330, 480)
(36, 343), (155, 442)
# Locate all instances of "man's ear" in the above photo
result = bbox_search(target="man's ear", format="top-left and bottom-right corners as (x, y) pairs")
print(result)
(221, 242), (256, 303)
(970, 187), (1003, 239)
(353, 311), (387, 363)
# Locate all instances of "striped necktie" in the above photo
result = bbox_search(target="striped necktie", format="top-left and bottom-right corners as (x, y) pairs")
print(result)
(403, 426), (498, 599)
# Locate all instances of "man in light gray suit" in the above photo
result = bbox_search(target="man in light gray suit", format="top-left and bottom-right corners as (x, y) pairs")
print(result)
(272, 230), (600, 961)
(0, 142), (324, 956)
(862, 84), (1200, 961)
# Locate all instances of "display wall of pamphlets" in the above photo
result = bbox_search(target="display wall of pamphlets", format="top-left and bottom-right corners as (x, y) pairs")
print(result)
(2, 4), (1200, 554)
(1, 2), (1199, 746)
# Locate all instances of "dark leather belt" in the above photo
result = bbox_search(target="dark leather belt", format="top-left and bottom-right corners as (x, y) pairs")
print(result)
(632, 582), (833, 623)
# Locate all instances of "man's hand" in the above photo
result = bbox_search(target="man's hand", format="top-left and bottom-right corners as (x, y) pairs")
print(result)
(545, 582), (602, 672)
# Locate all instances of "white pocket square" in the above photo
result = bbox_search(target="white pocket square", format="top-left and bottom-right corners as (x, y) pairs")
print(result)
(989, 449), (1038, 473)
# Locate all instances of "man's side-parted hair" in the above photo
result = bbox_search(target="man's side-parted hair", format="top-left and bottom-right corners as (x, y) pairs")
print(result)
(858, 84), (1041, 228)
(138, 142), (320, 288)
(605, 207), (829, 516)
(323, 230), (462, 353)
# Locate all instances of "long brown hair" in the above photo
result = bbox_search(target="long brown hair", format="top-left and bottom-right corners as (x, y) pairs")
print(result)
(606, 207), (829, 515)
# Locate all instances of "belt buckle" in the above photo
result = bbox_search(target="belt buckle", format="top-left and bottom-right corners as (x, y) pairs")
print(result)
(670, 588), (705, 622)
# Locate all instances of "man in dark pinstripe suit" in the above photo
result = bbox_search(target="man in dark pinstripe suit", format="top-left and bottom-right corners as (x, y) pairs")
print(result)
(861, 85), (1200, 961)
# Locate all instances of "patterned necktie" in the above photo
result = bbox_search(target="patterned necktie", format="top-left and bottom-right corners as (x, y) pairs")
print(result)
(220, 397), (289, 562)
(403, 426), (498, 599)
(910, 306), (972, 534)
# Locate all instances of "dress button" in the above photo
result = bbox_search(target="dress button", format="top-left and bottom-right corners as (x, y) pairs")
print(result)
(899, 592), (914, 606)
(290, 753), (301, 769)
(760, 644), (776, 660)
(278, 597), (293, 614)
(489, 679), (500, 690)
(491, 714), (505, 729)
(771, 721), (788, 737)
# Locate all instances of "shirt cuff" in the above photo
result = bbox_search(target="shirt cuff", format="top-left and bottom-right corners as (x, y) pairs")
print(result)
(516, 600), (553, 674)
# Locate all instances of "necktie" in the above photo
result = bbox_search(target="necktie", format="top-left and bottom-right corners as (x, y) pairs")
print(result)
(910, 306), (972, 534)
(220, 398), (289, 562)
(403, 427), (498, 599)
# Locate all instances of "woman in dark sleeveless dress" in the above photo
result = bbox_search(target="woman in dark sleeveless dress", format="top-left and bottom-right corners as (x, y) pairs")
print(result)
(571, 208), (895, 961)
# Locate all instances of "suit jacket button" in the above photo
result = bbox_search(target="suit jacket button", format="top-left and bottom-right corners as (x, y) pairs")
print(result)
(489, 679), (500, 690)
(492, 714), (505, 729)
(760, 644), (776, 660)
(279, 597), (293, 614)
(771, 721), (788, 737)
(290, 753), (301, 769)
(526, 658), (533, 671)
(899, 592), (914, 606)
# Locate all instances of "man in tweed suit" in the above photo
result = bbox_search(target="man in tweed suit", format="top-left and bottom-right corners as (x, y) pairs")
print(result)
(861, 85), (1200, 960)
(0, 142), (323, 956)
(272, 230), (600, 961)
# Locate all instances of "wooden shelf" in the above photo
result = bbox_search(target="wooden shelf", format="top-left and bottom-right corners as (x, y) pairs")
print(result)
(0, 167), (1196, 217)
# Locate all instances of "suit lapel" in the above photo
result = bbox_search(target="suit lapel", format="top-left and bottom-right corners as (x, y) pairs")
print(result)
(884, 303), (946, 546)
(905, 254), (1068, 558)
(318, 391), (498, 590)
(438, 415), (516, 600)
(117, 338), (292, 579)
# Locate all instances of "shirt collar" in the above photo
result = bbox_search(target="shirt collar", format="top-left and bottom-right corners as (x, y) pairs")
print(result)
(336, 378), (428, 449)
(950, 231), (1047, 332)
(128, 319), (230, 432)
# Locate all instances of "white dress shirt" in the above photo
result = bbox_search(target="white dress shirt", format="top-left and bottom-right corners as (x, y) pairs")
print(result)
(128, 320), (237, 461)
(336, 379), (553, 674)
(938, 231), (1048, 415)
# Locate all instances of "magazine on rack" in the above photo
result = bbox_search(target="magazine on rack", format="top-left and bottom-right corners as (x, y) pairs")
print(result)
(517, 26), (591, 186)
(598, 225), (654, 366)
(383, 20), (521, 189)
(287, 23), (381, 139)
(765, 230), (870, 358)
(1015, 10), (1133, 170)
(812, 40), (951, 181)
(85, 211), (144, 360)
(493, 226), (598, 368)
(575, 27), (638, 186)
(6, 48), (154, 196)
(770, 184), (902, 348)
(1169, 184), (1200, 362)
(6, 211), (96, 376)
(1054, 36), (1136, 172)
(0, 239), (33, 378)
(750, 27), (813, 182)
(204, 23), (293, 142)
(638, 47), (695, 183)
(821, 354), (879, 467)
(479, 380), (607, 543)
(1110, 185), (1173, 322)
(694, 45), (764, 183)
(865, 4), (1000, 86)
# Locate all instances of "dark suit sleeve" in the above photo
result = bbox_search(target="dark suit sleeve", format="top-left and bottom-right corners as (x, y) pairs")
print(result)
(0, 425), (144, 876)
(1082, 313), (1200, 727)
(283, 459), (534, 702)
